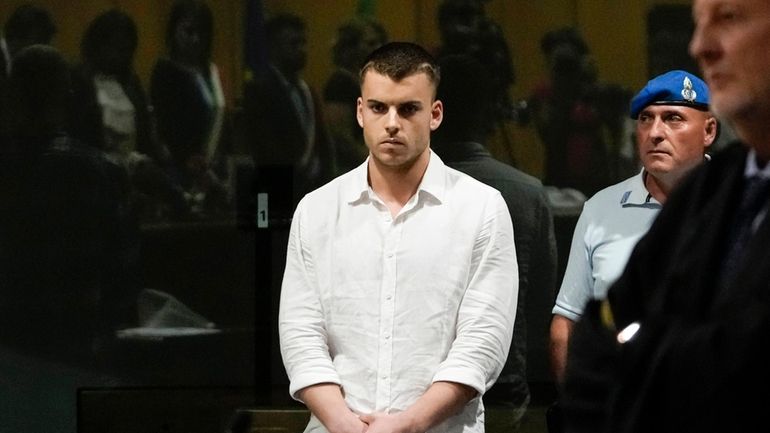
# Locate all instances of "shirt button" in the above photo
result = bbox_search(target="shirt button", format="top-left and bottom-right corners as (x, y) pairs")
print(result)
(385, 334), (390, 340)
(385, 295), (392, 300)
(387, 253), (394, 258)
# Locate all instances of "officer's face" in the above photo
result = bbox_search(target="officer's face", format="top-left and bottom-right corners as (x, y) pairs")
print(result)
(356, 71), (442, 171)
(690, 0), (770, 121)
(636, 105), (716, 181)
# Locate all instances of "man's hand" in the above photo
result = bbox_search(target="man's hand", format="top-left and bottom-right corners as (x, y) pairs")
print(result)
(359, 412), (416, 433)
(327, 413), (369, 433)
(360, 381), (476, 433)
(298, 383), (368, 433)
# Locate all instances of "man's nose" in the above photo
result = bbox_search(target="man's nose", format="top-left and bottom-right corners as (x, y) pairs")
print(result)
(689, 21), (717, 67)
(649, 117), (666, 143)
(385, 108), (400, 134)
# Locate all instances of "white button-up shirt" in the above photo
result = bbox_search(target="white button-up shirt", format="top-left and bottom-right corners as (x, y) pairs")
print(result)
(279, 151), (517, 433)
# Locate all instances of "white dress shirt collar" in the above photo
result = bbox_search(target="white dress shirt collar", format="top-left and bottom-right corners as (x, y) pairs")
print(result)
(344, 150), (447, 207)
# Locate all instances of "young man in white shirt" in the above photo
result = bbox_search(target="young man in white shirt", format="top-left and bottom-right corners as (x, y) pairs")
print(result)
(279, 42), (517, 433)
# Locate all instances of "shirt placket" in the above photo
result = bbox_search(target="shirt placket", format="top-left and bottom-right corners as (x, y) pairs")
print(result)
(375, 210), (400, 411)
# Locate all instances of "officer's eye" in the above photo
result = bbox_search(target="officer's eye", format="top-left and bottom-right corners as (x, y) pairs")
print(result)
(638, 113), (652, 123)
(666, 114), (684, 123)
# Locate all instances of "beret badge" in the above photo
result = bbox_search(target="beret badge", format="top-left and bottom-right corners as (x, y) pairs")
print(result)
(681, 76), (697, 103)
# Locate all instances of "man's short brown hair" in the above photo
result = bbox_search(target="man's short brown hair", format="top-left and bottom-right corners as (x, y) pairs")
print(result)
(359, 41), (440, 92)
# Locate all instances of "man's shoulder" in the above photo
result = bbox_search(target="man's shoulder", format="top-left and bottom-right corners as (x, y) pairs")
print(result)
(448, 158), (544, 203)
(444, 163), (507, 201)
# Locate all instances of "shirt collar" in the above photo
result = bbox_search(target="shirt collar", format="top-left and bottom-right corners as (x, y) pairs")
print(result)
(344, 150), (447, 205)
(744, 148), (770, 179)
(620, 168), (659, 206)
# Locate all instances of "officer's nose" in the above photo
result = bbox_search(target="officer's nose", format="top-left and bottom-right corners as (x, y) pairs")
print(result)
(649, 117), (666, 144)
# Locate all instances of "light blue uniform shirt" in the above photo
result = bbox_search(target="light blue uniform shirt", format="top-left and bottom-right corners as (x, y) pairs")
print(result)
(553, 170), (661, 321)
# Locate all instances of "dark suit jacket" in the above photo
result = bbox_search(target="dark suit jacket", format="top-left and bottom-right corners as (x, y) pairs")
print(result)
(563, 142), (770, 432)
(434, 141), (558, 409)
(243, 66), (335, 203)
(151, 58), (220, 167)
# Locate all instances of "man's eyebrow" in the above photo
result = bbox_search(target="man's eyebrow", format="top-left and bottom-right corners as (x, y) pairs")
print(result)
(640, 107), (688, 116)
(365, 99), (423, 107)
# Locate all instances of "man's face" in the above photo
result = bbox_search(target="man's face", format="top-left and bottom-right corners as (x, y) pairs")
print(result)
(356, 71), (443, 170)
(273, 27), (307, 73)
(636, 105), (716, 180)
(690, 0), (770, 120)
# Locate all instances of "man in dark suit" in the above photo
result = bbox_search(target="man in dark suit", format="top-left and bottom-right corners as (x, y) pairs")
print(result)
(244, 12), (335, 206)
(561, 1), (770, 432)
(432, 54), (558, 430)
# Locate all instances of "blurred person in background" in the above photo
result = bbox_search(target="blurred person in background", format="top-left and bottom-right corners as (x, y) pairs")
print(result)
(244, 12), (335, 206)
(70, 9), (188, 221)
(151, 0), (229, 216)
(323, 15), (388, 174)
(1, 3), (56, 145)
(530, 27), (631, 196)
(433, 53), (558, 431)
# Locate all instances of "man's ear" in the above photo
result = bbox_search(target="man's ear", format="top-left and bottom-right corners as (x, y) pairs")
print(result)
(704, 116), (718, 147)
(356, 97), (364, 128)
(430, 99), (443, 131)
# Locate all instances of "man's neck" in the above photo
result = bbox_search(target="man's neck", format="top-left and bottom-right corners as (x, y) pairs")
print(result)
(368, 151), (430, 217)
(731, 113), (770, 164)
(645, 170), (677, 204)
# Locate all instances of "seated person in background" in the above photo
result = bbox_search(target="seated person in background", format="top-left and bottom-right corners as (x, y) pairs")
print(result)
(432, 53), (558, 430)
(0, 45), (141, 369)
(549, 70), (717, 384)
(69, 9), (188, 221)
(323, 16), (388, 174)
(151, 0), (229, 216)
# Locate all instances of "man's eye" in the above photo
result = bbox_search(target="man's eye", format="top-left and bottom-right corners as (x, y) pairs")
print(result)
(399, 104), (419, 116)
(716, 7), (738, 22)
(369, 104), (386, 113)
(667, 115), (684, 122)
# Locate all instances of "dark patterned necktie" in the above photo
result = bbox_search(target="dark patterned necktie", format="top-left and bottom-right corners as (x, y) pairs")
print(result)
(719, 175), (770, 288)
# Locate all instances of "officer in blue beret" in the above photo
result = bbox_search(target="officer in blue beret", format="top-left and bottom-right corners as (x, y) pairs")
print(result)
(549, 69), (718, 383)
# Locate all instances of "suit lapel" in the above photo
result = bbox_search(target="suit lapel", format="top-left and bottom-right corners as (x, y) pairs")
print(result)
(663, 145), (748, 317)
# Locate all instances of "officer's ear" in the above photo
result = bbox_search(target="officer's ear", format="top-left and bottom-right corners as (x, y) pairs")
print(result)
(704, 115), (718, 147)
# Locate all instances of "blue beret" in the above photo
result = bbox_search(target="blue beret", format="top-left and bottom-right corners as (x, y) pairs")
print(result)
(629, 70), (710, 119)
